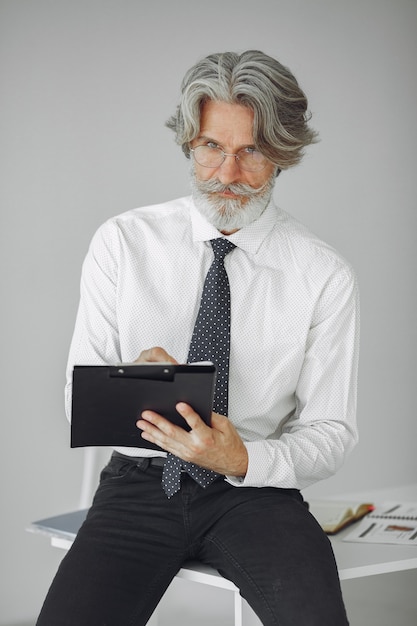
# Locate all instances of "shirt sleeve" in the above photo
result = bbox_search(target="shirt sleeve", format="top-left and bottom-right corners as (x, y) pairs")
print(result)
(226, 263), (360, 490)
(65, 220), (121, 420)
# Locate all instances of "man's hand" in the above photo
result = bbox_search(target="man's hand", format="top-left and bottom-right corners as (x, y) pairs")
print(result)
(137, 404), (248, 477)
(134, 346), (248, 477)
(134, 346), (179, 365)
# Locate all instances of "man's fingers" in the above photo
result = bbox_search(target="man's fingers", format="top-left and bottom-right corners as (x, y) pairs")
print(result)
(209, 412), (229, 432)
(137, 406), (212, 459)
(175, 402), (205, 431)
(134, 347), (178, 364)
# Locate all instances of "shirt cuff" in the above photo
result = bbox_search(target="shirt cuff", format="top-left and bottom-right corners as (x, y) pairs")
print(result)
(225, 441), (270, 488)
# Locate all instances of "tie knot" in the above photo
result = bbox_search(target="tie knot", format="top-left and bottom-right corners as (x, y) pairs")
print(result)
(210, 238), (236, 260)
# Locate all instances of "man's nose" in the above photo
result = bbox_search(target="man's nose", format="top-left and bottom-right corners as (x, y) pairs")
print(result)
(216, 155), (242, 185)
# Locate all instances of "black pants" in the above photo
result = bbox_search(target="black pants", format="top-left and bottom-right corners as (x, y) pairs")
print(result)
(37, 453), (349, 625)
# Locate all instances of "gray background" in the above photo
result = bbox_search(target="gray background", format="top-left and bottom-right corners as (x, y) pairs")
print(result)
(1, 1), (416, 624)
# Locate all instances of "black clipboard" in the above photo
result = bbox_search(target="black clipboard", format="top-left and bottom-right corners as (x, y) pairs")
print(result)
(70, 363), (216, 451)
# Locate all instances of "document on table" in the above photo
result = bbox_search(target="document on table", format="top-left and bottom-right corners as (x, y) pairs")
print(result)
(344, 502), (417, 545)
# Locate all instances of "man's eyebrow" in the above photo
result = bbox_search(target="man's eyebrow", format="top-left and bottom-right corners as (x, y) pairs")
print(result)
(195, 134), (218, 143)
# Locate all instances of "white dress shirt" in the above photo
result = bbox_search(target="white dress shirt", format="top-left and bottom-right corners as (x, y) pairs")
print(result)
(65, 196), (359, 490)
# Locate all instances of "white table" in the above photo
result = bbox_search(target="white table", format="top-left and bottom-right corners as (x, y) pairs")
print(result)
(30, 483), (417, 625)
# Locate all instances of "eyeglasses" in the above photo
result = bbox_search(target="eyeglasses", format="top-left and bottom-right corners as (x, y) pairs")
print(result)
(190, 144), (269, 172)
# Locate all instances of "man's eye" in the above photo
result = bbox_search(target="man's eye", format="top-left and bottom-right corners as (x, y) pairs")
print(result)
(206, 142), (221, 150)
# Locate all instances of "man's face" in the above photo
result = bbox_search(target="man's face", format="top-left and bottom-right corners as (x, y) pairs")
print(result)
(190, 100), (277, 233)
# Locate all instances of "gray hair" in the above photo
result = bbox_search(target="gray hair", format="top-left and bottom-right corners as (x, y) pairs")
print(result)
(166, 50), (318, 170)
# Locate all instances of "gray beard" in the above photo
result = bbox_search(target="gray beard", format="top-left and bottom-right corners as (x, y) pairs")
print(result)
(190, 167), (276, 232)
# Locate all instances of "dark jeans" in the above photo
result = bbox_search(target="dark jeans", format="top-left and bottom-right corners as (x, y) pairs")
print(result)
(37, 453), (349, 625)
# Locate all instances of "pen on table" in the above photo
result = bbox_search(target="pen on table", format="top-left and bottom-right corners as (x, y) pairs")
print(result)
(359, 523), (376, 538)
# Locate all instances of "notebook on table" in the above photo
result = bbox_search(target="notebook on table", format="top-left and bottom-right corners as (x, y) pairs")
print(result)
(29, 509), (87, 542)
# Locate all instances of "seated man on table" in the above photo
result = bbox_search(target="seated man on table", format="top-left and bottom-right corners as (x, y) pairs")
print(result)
(37, 50), (359, 626)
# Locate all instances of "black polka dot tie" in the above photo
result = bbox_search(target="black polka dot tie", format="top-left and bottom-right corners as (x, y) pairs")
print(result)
(162, 238), (236, 498)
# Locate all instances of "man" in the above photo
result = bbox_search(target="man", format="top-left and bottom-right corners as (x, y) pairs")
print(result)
(37, 50), (359, 625)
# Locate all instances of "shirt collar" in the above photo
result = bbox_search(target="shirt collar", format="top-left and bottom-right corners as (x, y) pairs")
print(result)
(189, 196), (279, 255)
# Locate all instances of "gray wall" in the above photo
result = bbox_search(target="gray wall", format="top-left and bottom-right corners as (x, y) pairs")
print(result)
(1, 1), (416, 624)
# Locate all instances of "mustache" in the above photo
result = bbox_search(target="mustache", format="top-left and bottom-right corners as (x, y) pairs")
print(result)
(195, 177), (270, 198)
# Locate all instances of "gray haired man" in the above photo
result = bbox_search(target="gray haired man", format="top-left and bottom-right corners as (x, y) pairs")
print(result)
(37, 51), (358, 625)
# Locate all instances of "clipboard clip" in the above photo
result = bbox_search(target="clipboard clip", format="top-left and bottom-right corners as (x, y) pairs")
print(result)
(109, 365), (176, 381)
